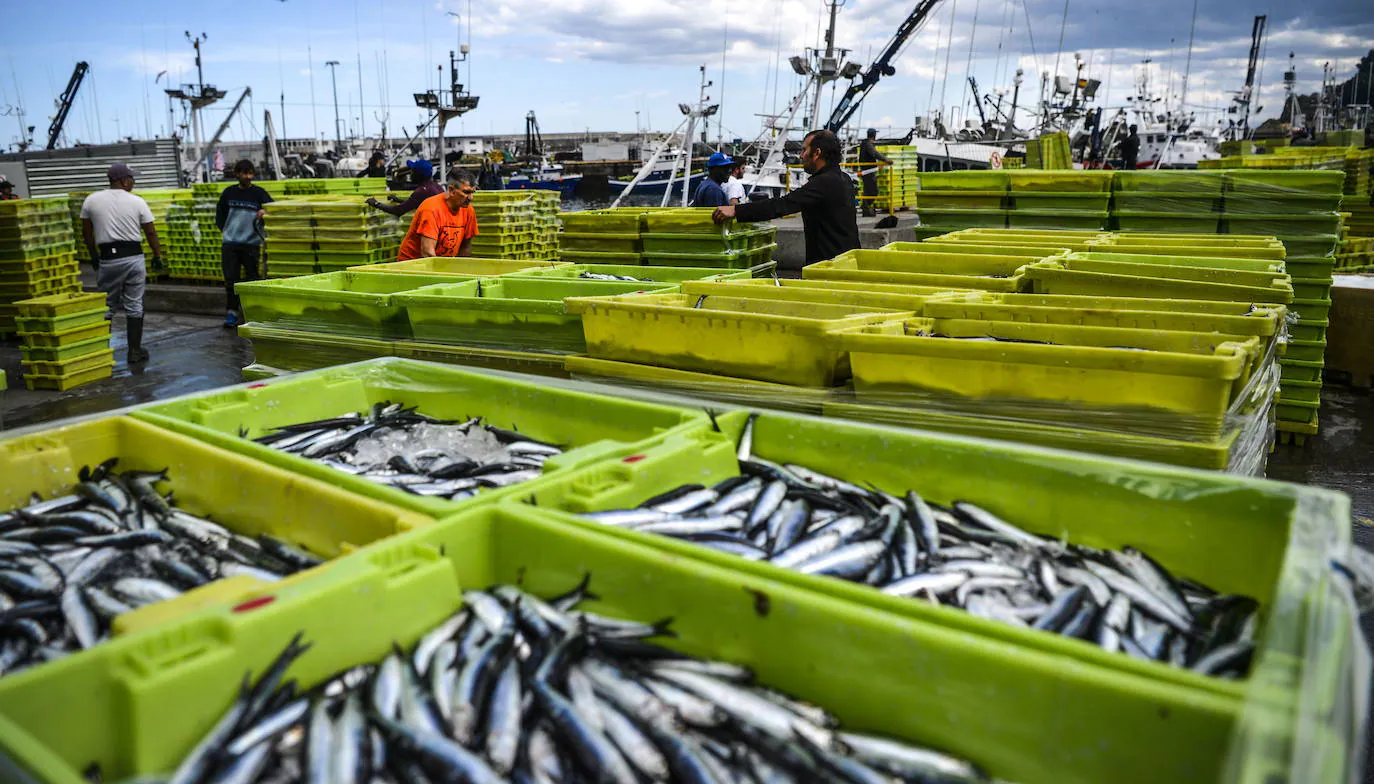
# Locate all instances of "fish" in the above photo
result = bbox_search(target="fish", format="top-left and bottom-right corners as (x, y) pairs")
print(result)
(546, 428), (1258, 678)
(0, 464), (317, 679)
(159, 577), (987, 783)
(251, 402), (565, 501)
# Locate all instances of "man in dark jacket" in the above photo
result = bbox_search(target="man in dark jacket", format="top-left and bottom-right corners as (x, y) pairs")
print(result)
(1120, 125), (1141, 170)
(690, 152), (733, 208)
(712, 129), (859, 265)
(857, 128), (890, 217)
(357, 152), (387, 179)
(215, 160), (273, 327)
(367, 159), (443, 218)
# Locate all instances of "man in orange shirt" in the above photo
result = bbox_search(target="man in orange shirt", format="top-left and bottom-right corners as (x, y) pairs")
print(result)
(396, 169), (480, 261)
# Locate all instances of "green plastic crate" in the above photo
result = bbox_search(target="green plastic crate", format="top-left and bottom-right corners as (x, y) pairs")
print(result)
(916, 207), (1009, 228)
(1278, 358), (1323, 382)
(1007, 209), (1109, 230)
(912, 190), (1008, 209)
(1008, 170), (1113, 192)
(922, 291), (1285, 338)
(235, 271), (464, 338)
(1276, 397), (1320, 423)
(640, 228), (774, 255)
(521, 409), (1360, 784)
(130, 358), (711, 517)
(918, 171), (1010, 191)
(395, 276), (674, 352)
(1224, 214), (1343, 239)
(18, 335), (111, 363)
(16, 321), (111, 348)
(1225, 170), (1346, 196)
(237, 322), (394, 371)
(640, 244), (777, 270)
(1114, 211), (1223, 234)
(1284, 257), (1336, 279)
(1278, 378), (1322, 403)
(803, 248), (1030, 292)
(349, 257), (566, 277)
(558, 232), (641, 253)
(1010, 193), (1112, 212)
(12, 308), (105, 334)
(1284, 338), (1326, 363)
(1113, 170), (1225, 194)
(882, 241), (1069, 258)
(1024, 258), (1294, 304)
(1112, 192), (1222, 213)
(1276, 235), (1340, 258)
(1290, 277), (1333, 300)
(1069, 251), (1286, 275)
(0, 500), (1265, 784)
(558, 210), (647, 233)
(640, 208), (740, 234)
(559, 249), (644, 265)
(21, 361), (113, 391)
(1224, 194), (1344, 214)
(20, 348), (115, 377)
(506, 262), (754, 284)
(0, 411), (429, 668)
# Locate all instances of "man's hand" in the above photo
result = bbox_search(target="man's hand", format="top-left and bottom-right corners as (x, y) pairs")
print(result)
(712, 205), (736, 223)
(255, 209), (266, 220)
(151, 255), (166, 273)
(366, 198), (380, 208)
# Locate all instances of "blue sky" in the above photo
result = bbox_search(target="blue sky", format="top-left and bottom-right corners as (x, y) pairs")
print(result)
(2, 0), (1370, 150)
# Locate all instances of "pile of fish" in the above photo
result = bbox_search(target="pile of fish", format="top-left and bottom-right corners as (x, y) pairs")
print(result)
(576, 416), (1258, 678)
(578, 271), (649, 282)
(252, 402), (564, 501)
(0, 459), (318, 677)
(161, 579), (987, 783)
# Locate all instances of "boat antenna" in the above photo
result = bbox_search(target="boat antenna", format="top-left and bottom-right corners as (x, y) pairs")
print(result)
(1179, 0), (1198, 115)
(962, 0), (982, 123)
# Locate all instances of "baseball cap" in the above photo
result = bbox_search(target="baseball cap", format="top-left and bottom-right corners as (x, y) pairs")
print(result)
(706, 152), (734, 168)
(107, 163), (141, 181)
(405, 159), (434, 178)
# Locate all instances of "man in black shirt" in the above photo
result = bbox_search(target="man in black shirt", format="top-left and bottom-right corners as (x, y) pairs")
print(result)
(1120, 125), (1141, 170)
(357, 152), (388, 179)
(857, 128), (890, 217)
(215, 160), (273, 327)
(712, 129), (860, 266)
(367, 159), (443, 218)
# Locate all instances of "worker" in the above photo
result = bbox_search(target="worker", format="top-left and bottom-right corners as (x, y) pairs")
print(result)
(366, 159), (442, 218)
(215, 160), (274, 328)
(357, 152), (387, 179)
(858, 128), (891, 217)
(81, 163), (162, 365)
(1120, 125), (1141, 170)
(723, 160), (747, 205)
(712, 129), (859, 266)
(690, 152), (733, 208)
(396, 169), (479, 261)
(0, 180), (18, 200)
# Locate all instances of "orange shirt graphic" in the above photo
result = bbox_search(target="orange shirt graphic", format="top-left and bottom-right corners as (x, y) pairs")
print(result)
(397, 193), (480, 261)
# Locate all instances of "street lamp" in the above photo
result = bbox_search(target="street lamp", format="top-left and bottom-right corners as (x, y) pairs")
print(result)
(324, 60), (342, 150)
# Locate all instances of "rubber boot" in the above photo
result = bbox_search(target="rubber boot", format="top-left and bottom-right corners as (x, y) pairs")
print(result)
(126, 316), (149, 364)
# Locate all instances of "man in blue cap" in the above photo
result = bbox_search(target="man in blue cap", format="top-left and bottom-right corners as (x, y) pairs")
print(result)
(366, 159), (442, 217)
(690, 152), (734, 208)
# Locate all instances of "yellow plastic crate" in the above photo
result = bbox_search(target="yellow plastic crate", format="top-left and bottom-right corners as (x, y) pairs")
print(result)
(565, 292), (907, 386)
(803, 249), (1036, 292)
(348, 257), (567, 276)
(20, 348), (115, 377)
(16, 321), (112, 347)
(14, 291), (105, 318)
(20, 361), (114, 391)
(679, 279), (957, 311)
(839, 318), (1258, 419)
(1024, 259), (1295, 303)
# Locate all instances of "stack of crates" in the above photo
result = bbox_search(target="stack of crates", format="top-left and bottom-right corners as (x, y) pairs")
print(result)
(1218, 169), (1345, 441)
(558, 209), (647, 265)
(164, 198), (222, 280)
(13, 292), (112, 390)
(0, 197), (81, 337)
(872, 145), (920, 211)
(283, 179), (328, 196)
(639, 209), (777, 269)
(468, 191), (551, 261)
(528, 191), (561, 261)
(263, 198), (404, 278)
(1025, 132), (1072, 169)
(138, 189), (192, 272)
(1112, 170), (1224, 234)
(914, 171), (1010, 238)
(66, 192), (91, 267)
(1336, 236), (1374, 272)
(1006, 171), (1112, 230)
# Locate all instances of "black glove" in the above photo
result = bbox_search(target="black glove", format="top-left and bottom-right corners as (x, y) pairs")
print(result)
(366, 198), (380, 208)
(151, 255), (166, 273)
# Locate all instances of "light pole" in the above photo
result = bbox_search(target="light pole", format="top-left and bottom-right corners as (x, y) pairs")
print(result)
(324, 60), (342, 151)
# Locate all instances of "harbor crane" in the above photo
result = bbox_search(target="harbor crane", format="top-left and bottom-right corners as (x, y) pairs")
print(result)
(46, 62), (89, 150)
(1228, 15), (1267, 139)
(824, 0), (944, 133)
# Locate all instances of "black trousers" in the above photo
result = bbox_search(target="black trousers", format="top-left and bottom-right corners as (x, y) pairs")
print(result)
(861, 173), (879, 215)
(222, 243), (262, 311)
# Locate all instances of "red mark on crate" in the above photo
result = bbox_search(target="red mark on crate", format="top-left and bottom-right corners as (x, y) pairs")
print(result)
(247, 383), (268, 389)
(233, 596), (276, 613)
(622, 455), (646, 463)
